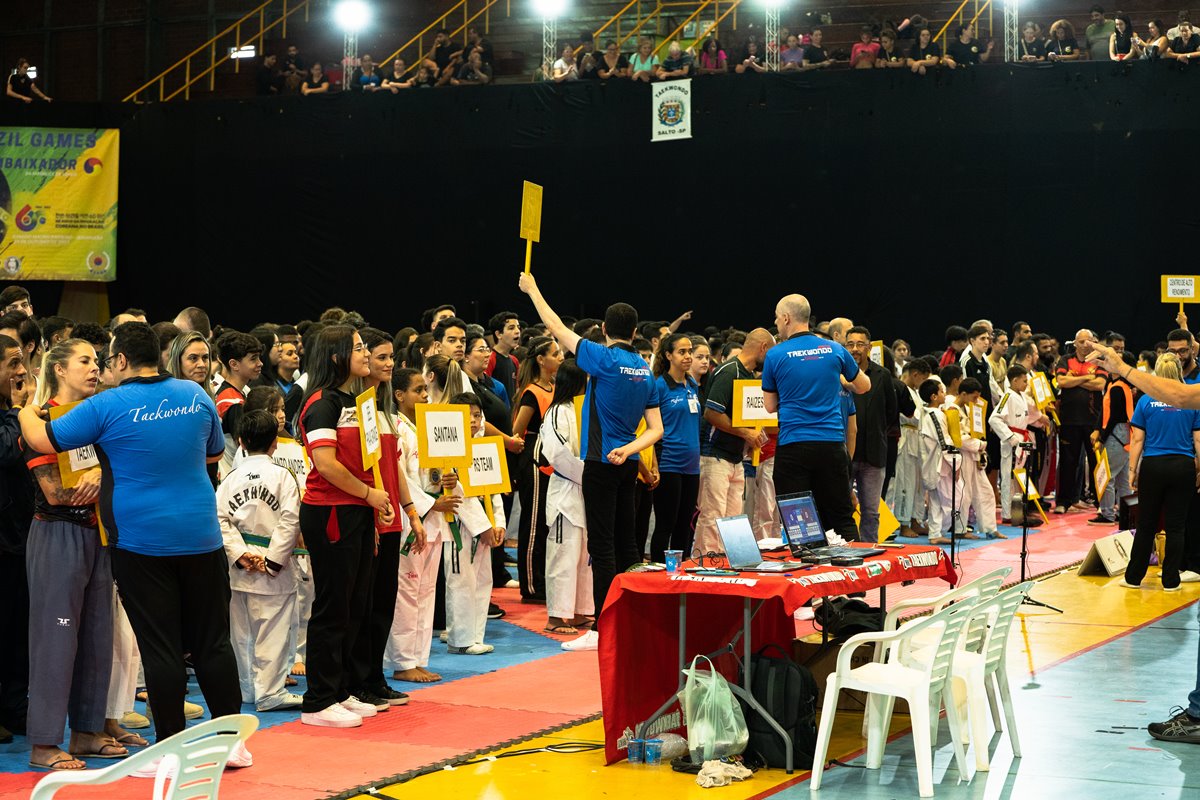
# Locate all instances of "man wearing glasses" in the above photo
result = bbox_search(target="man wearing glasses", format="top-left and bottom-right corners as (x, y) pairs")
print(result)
(844, 327), (898, 543)
(1054, 329), (1107, 515)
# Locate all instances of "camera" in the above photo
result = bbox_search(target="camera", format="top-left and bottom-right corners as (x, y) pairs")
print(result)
(1018, 441), (1036, 451)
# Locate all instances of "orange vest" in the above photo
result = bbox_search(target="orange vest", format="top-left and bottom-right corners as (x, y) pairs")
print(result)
(519, 383), (555, 476)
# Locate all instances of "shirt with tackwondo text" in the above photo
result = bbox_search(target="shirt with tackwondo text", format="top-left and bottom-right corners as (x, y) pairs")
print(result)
(761, 332), (860, 446)
(575, 339), (660, 463)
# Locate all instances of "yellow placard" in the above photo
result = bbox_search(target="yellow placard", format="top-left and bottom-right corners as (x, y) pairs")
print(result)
(1013, 468), (1041, 501)
(1162, 274), (1199, 303)
(869, 340), (885, 367)
(574, 394), (585, 436)
(852, 500), (900, 543)
(520, 180), (543, 242)
(731, 379), (778, 429)
(48, 401), (100, 489)
(944, 405), (964, 448)
(460, 436), (511, 497)
(969, 400), (988, 441)
(415, 403), (473, 470)
(1093, 445), (1111, 499)
(354, 388), (382, 471)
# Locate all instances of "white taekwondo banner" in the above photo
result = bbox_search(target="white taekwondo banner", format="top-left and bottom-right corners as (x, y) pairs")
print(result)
(651, 78), (693, 142)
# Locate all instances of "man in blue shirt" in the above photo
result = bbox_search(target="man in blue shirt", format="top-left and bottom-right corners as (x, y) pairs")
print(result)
(519, 273), (662, 652)
(762, 294), (870, 540)
(20, 323), (246, 762)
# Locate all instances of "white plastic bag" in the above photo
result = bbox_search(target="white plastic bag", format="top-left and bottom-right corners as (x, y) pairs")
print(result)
(679, 655), (748, 764)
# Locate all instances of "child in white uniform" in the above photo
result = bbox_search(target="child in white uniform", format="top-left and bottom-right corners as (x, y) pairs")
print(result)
(951, 378), (1001, 539)
(537, 362), (594, 635)
(218, 410), (303, 711)
(989, 365), (1044, 523)
(443, 393), (506, 655)
(918, 379), (958, 545)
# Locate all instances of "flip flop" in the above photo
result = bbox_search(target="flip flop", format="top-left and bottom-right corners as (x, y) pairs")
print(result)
(285, 676), (298, 686)
(544, 625), (579, 635)
(113, 732), (148, 747)
(570, 617), (595, 629)
(29, 754), (87, 772)
(69, 743), (128, 760)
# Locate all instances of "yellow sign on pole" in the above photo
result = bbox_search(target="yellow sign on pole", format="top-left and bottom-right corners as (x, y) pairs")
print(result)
(1162, 274), (1200, 313)
(520, 180), (543, 275)
(461, 435), (512, 528)
(416, 403), (473, 522)
(732, 379), (777, 467)
(355, 388), (386, 523)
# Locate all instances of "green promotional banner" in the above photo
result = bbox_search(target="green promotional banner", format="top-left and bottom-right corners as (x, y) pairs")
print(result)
(0, 127), (119, 281)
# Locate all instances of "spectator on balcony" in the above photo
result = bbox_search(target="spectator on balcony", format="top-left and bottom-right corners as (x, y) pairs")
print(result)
(780, 34), (805, 71)
(945, 23), (995, 68)
(1019, 22), (1046, 61)
(735, 39), (768, 72)
(1110, 13), (1135, 60)
(1046, 20), (1082, 61)
(850, 26), (881, 68)
(412, 64), (438, 88)
(1168, 11), (1194, 38)
(1168, 19), (1200, 62)
(7, 57), (52, 104)
(801, 28), (833, 70)
(300, 62), (330, 95)
(430, 29), (461, 78)
(876, 29), (906, 67)
(697, 38), (728, 74)
(629, 37), (660, 82)
(597, 40), (629, 79)
(452, 51), (493, 86)
(382, 58), (413, 91)
(909, 27), (942, 73)
(657, 41), (695, 80)
(1086, 5), (1117, 60)
(256, 53), (282, 96)
(350, 54), (383, 91)
(577, 32), (599, 79)
(282, 44), (307, 92)
(1132, 19), (1168, 58)
(465, 26), (495, 66)
(552, 44), (580, 82)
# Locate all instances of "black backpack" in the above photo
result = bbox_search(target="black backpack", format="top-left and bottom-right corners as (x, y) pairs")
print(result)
(738, 645), (819, 769)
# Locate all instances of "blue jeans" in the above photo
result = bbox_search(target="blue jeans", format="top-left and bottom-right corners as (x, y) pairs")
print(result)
(1099, 425), (1131, 522)
(851, 461), (886, 542)
(1190, 602), (1200, 717)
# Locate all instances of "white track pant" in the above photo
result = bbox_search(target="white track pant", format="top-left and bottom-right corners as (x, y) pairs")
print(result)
(696, 456), (745, 554)
(289, 554), (313, 665)
(997, 445), (1028, 521)
(444, 539), (493, 649)
(893, 452), (923, 525)
(959, 459), (998, 535)
(387, 539), (442, 671)
(107, 588), (141, 719)
(546, 517), (594, 621)
(230, 590), (296, 709)
(929, 467), (962, 537)
(750, 457), (779, 540)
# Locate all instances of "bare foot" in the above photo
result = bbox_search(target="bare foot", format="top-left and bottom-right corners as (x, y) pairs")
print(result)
(30, 745), (86, 771)
(103, 719), (148, 747)
(417, 667), (443, 681)
(291, 662), (306, 676)
(393, 667), (439, 683)
(929, 536), (952, 545)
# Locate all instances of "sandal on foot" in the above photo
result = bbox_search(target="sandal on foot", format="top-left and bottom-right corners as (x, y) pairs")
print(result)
(30, 754), (87, 771)
(70, 742), (128, 760)
(112, 731), (148, 747)
(544, 624), (579, 635)
(286, 676), (298, 687)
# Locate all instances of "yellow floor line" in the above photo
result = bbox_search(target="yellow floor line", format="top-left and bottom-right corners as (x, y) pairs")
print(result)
(359, 568), (1199, 800)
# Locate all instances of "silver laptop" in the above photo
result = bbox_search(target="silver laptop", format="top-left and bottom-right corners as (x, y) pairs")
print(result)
(716, 515), (793, 572)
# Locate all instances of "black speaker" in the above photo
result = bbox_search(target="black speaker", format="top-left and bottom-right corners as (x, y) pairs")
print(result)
(1119, 494), (1138, 530)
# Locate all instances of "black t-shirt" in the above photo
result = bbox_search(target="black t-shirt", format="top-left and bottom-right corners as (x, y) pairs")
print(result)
(598, 53), (630, 75)
(878, 45), (905, 63)
(284, 54), (307, 73)
(489, 351), (518, 400)
(256, 65), (278, 95)
(803, 44), (828, 64)
(1019, 38), (1045, 58)
(1173, 34), (1200, 54)
(22, 401), (99, 528)
(471, 377), (512, 436)
(7, 73), (32, 99)
(456, 62), (492, 83)
(467, 38), (495, 65)
(910, 41), (942, 60)
(577, 50), (600, 79)
(1046, 36), (1078, 57)
(384, 69), (408, 85)
(947, 38), (984, 64)
(434, 43), (456, 72)
(303, 76), (329, 91)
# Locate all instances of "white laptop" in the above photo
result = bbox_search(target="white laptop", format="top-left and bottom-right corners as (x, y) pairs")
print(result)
(716, 515), (793, 572)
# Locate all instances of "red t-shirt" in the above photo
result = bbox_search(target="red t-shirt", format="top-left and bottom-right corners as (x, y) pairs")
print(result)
(299, 388), (372, 507)
(851, 42), (881, 63)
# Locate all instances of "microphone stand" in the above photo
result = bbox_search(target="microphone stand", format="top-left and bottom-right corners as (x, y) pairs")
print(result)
(947, 446), (961, 575)
(1018, 440), (1062, 613)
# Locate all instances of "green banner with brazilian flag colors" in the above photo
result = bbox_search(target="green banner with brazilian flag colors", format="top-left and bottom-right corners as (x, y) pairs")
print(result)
(0, 127), (118, 281)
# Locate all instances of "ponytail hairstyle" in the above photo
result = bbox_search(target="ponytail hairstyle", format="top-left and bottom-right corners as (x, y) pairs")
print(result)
(515, 335), (555, 405)
(1155, 352), (1183, 382)
(424, 353), (468, 403)
(550, 359), (587, 408)
(35, 338), (94, 406)
(653, 332), (692, 378)
(302, 324), (358, 406)
(357, 326), (397, 434)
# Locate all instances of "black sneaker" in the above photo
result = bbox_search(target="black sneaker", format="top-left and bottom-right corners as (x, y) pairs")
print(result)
(372, 685), (410, 706)
(487, 603), (506, 619)
(1087, 515), (1116, 526)
(354, 689), (391, 712)
(1148, 708), (1200, 744)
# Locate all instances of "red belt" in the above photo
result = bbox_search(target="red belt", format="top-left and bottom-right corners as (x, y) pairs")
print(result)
(1011, 427), (1031, 441)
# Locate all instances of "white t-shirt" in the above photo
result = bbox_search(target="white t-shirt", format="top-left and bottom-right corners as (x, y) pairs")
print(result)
(553, 59), (579, 79)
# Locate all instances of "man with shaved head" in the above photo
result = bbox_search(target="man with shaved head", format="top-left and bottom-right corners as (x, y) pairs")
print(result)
(696, 328), (774, 552)
(1054, 328), (1107, 515)
(763, 295), (870, 540)
(827, 317), (854, 345)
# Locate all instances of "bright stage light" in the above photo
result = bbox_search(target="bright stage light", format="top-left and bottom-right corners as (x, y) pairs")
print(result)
(532, 0), (568, 19)
(334, 0), (371, 33)
(760, 0), (785, 8)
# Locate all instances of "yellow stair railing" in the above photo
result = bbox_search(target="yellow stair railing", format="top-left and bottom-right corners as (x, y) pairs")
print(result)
(380, 0), (509, 78)
(579, 0), (739, 59)
(933, 0), (994, 44)
(124, 0), (310, 102)
(682, 0), (741, 54)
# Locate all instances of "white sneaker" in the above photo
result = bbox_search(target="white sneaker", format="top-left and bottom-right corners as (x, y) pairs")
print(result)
(301, 703), (363, 728)
(131, 757), (178, 780)
(257, 692), (302, 712)
(448, 643), (494, 655)
(504, 579), (519, 589)
(1119, 580), (1142, 589)
(226, 740), (253, 769)
(339, 696), (379, 717)
(562, 630), (599, 652)
(1181, 571), (1200, 583)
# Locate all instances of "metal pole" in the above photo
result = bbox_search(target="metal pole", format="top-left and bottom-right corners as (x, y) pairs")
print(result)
(1004, 0), (1019, 62)
(542, 15), (557, 79)
(343, 31), (358, 90)
(765, 5), (779, 72)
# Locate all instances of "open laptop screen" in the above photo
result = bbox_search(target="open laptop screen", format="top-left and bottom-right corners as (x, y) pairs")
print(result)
(777, 492), (827, 548)
(716, 515), (764, 569)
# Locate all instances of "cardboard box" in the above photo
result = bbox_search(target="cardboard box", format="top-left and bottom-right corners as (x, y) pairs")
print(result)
(793, 635), (908, 715)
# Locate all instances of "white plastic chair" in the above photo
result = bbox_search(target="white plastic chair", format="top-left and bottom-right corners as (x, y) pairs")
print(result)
(910, 581), (1033, 772)
(30, 714), (258, 800)
(811, 597), (980, 798)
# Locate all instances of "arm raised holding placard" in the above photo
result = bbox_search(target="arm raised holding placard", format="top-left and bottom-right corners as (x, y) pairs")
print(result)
(518, 273), (581, 355)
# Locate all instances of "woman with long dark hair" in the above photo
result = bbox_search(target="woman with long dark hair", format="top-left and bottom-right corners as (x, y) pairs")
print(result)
(649, 334), (702, 562)
(296, 325), (394, 729)
(511, 336), (563, 602)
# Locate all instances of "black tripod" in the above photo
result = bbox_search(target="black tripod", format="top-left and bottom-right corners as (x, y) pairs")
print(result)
(946, 446), (962, 575)
(1017, 441), (1063, 613)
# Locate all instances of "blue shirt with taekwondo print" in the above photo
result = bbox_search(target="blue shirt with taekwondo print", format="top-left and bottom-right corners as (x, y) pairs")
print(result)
(45, 374), (226, 556)
(760, 332), (860, 446)
(1130, 394), (1200, 458)
(655, 373), (701, 474)
(575, 339), (660, 462)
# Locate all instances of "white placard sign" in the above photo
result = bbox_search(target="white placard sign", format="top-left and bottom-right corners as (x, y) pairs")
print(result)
(68, 444), (99, 473)
(732, 380), (778, 427)
(469, 440), (503, 486)
(425, 410), (468, 459)
(651, 79), (693, 142)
